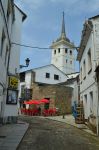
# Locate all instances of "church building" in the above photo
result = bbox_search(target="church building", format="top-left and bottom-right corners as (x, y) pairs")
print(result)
(51, 12), (75, 74)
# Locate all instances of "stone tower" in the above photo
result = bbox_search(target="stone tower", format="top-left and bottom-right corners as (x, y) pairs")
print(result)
(51, 12), (75, 74)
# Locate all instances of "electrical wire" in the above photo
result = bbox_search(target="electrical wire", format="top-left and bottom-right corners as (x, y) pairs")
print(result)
(11, 42), (50, 49)
(11, 42), (78, 50)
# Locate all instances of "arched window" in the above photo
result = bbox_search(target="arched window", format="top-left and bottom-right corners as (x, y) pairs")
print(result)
(70, 61), (72, 64)
(65, 48), (68, 53)
(66, 59), (68, 63)
(54, 50), (56, 54)
(58, 48), (60, 53)
(70, 50), (72, 55)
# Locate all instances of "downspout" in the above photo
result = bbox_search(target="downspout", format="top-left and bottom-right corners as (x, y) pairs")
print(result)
(92, 24), (99, 136)
(97, 79), (99, 136)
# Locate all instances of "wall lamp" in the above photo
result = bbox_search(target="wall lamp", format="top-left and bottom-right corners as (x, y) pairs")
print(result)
(20, 58), (30, 69)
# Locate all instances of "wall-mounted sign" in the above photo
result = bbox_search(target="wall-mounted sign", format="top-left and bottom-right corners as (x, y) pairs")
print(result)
(6, 89), (18, 104)
(8, 76), (18, 89)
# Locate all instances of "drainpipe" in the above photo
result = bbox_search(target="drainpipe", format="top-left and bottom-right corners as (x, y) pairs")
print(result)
(95, 66), (99, 136)
(96, 72), (99, 136)
(90, 21), (99, 136)
(97, 82), (99, 135)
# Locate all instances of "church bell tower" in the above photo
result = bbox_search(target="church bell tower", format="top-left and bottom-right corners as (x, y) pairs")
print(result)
(51, 12), (75, 74)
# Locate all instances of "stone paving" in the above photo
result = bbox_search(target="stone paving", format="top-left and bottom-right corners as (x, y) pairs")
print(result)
(0, 121), (29, 150)
(18, 116), (99, 150)
(40, 115), (96, 136)
(0, 115), (96, 150)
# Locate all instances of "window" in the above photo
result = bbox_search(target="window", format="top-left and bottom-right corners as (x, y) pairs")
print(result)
(70, 61), (72, 64)
(7, 0), (11, 22)
(6, 89), (18, 104)
(66, 59), (68, 63)
(44, 98), (50, 109)
(20, 72), (25, 82)
(54, 74), (59, 80)
(88, 49), (92, 73)
(46, 73), (50, 78)
(5, 46), (9, 65)
(80, 67), (82, 82)
(84, 94), (87, 119)
(54, 50), (56, 54)
(83, 60), (86, 79)
(65, 48), (68, 53)
(0, 30), (5, 56)
(70, 50), (72, 55)
(90, 91), (93, 114)
(21, 85), (25, 99)
(58, 48), (60, 53)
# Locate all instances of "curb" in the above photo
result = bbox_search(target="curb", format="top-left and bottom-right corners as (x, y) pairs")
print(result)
(16, 122), (29, 150)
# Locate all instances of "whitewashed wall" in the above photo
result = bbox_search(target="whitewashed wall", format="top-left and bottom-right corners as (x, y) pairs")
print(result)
(51, 44), (75, 74)
(4, 5), (25, 118)
(0, 0), (10, 118)
(80, 18), (99, 119)
(34, 65), (67, 84)
(25, 72), (32, 88)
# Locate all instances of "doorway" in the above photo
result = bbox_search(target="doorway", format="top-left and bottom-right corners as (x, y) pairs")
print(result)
(44, 98), (50, 109)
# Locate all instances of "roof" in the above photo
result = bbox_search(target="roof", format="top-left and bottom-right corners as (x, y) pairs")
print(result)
(89, 15), (99, 20)
(66, 72), (80, 75)
(14, 4), (27, 21)
(95, 65), (99, 72)
(77, 20), (93, 61)
(20, 64), (68, 77)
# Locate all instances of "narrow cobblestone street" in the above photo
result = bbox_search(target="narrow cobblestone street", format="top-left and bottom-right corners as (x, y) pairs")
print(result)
(17, 116), (99, 150)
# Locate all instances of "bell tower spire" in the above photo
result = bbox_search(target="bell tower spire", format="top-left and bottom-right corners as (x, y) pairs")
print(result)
(51, 12), (75, 74)
(61, 11), (66, 39)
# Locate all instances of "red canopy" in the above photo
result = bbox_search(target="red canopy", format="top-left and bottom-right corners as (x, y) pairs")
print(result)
(24, 99), (49, 105)
(39, 99), (49, 103)
(24, 100), (41, 105)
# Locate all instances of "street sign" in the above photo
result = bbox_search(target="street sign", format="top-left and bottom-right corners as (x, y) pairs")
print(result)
(8, 76), (18, 89)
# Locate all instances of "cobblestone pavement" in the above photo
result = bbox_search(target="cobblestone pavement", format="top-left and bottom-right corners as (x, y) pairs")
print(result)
(17, 116), (99, 150)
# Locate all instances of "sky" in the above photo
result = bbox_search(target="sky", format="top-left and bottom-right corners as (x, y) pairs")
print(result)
(15, 0), (99, 72)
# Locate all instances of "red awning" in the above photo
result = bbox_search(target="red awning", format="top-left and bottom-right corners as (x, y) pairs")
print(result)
(39, 99), (50, 103)
(24, 100), (42, 105)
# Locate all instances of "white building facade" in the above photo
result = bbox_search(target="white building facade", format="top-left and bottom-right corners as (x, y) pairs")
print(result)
(77, 15), (99, 128)
(0, 0), (26, 123)
(19, 64), (68, 100)
(51, 12), (75, 74)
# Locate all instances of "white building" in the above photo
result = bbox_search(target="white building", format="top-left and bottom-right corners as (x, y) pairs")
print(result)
(77, 15), (99, 129)
(51, 12), (75, 74)
(19, 64), (68, 100)
(0, 0), (26, 123)
(65, 73), (80, 105)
